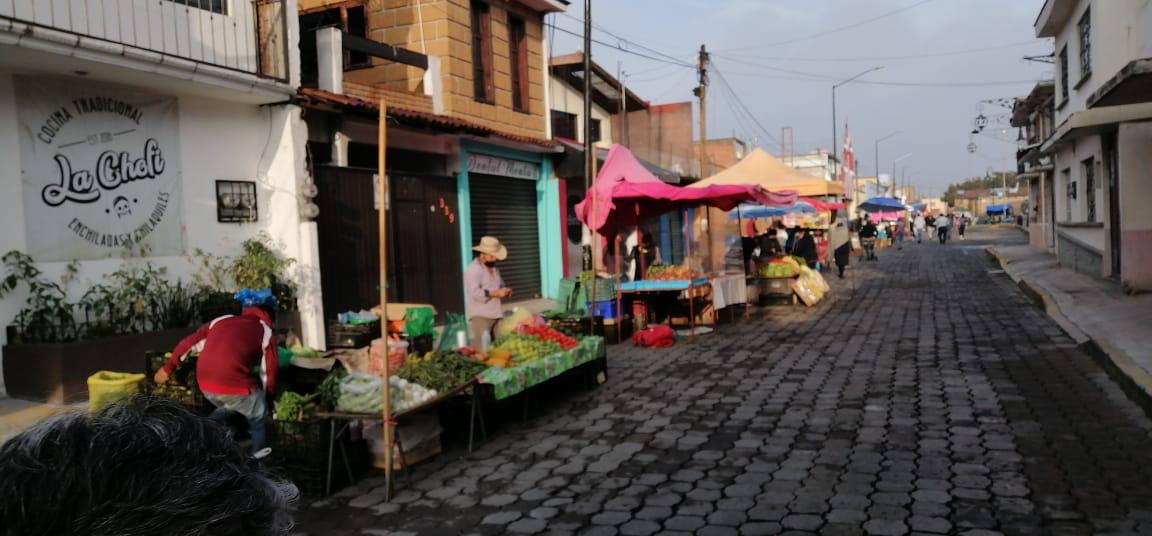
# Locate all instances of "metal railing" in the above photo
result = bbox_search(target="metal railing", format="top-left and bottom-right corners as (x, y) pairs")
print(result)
(0, 0), (289, 82)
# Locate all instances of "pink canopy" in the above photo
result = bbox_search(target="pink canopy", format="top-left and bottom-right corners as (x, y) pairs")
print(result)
(575, 145), (796, 234)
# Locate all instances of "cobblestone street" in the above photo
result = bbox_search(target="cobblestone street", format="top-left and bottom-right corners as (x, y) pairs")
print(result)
(293, 226), (1152, 536)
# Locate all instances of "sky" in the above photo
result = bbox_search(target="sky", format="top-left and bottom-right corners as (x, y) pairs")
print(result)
(546, 0), (1055, 197)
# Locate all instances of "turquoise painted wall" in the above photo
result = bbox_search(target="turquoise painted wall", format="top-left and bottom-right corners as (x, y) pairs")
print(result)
(457, 141), (563, 305)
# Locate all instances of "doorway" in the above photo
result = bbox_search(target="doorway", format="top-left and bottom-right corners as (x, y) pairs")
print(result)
(1104, 132), (1121, 277)
(1045, 173), (1056, 249)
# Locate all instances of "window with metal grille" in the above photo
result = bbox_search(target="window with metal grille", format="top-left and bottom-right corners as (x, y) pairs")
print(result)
(1062, 168), (1072, 222)
(1058, 47), (1069, 102)
(509, 16), (529, 112)
(1083, 158), (1096, 222)
(471, 1), (494, 103)
(165, 0), (227, 15)
(1078, 9), (1091, 78)
(551, 110), (577, 140)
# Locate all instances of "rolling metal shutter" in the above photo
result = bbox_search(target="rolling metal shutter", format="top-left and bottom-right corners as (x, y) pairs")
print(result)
(469, 174), (542, 299)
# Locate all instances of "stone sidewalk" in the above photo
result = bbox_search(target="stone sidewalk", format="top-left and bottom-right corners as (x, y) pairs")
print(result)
(291, 227), (1152, 535)
(988, 242), (1152, 414)
(0, 398), (83, 444)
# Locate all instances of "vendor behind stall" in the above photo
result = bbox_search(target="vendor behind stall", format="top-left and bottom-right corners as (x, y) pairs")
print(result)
(465, 236), (512, 349)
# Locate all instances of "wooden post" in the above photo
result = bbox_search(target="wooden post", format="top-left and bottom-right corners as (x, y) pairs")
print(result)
(377, 98), (394, 500)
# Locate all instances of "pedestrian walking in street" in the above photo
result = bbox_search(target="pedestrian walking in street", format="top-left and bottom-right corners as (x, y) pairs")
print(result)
(958, 216), (968, 240)
(936, 213), (952, 244)
(830, 220), (851, 278)
(893, 219), (907, 250)
(793, 228), (819, 269)
(464, 236), (513, 350)
(858, 218), (879, 261)
(913, 213), (927, 243)
(926, 214), (937, 240)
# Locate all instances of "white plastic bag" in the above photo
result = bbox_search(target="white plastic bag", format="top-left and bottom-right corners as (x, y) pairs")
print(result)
(336, 373), (384, 414)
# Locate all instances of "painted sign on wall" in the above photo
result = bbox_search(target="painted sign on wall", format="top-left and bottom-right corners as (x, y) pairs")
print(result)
(15, 76), (184, 261)
(467, 154), (539, 180)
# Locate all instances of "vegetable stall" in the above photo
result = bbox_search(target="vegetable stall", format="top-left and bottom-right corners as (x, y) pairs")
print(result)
(574, 145), (798, 341)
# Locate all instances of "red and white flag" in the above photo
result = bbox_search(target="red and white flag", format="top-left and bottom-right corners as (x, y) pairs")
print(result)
(838, 126), (855, 192)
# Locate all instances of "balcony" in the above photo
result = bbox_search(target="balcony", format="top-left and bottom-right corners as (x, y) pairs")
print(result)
(0, 0), (289, 82)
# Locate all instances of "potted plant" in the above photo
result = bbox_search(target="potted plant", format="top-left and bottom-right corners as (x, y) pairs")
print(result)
(1, 252), (201, 404)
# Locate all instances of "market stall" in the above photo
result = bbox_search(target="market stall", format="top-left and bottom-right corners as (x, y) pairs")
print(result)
(574, 145), (797, 340)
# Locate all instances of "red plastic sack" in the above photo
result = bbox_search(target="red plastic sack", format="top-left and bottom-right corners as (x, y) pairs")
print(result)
(632, 325), (675, 348)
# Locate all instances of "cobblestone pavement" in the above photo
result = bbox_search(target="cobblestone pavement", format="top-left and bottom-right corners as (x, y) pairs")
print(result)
(293, 227), (1152, 536)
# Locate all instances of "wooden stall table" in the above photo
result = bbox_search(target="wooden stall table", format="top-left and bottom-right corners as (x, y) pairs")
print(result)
(618, 278), (713, 340)
(313, 379), (480, 496)
(709, 274), (750, 321)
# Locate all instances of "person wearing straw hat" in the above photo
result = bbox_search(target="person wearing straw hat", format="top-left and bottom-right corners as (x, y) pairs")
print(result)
(464, 236), (512, 349)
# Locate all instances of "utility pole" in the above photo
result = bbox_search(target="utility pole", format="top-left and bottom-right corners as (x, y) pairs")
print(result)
(695, 44), (709, 178)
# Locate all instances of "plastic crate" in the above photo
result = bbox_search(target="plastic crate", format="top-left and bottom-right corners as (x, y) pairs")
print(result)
(587, 300), (618, 320)
(326, 320), (381, 349)
(270, 418), (332, 465)
(268, 420), (370, 497)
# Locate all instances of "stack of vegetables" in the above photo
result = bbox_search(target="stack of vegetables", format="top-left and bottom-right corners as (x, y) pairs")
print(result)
(646, 264), (699, 281)
(757, 256), (802, 278)
(274, 392), (319, 422)
(395, 350), (487, 392)
(491, 332), (564, 366)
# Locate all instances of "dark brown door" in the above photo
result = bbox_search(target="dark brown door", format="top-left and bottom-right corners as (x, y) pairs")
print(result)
(314, 165), (392, 317)
(392, 174), (464, 316)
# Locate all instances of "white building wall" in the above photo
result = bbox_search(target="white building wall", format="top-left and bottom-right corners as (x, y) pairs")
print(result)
(1051, 0), (1152, 124)
(549, 76), (614, 147)
(0, 72), (319, 396)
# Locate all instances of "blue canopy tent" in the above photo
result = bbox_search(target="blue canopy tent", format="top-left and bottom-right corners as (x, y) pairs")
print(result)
(727, 200), (819, 220)
(985, 204), (1013, 216)
(857, 197), (908, 213)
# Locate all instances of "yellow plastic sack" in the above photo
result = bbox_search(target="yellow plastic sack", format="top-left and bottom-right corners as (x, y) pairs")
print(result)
(87, 371), (145, 413)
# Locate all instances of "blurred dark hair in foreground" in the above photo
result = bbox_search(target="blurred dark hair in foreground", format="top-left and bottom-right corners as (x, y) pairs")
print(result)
(0, 395), (297, 536)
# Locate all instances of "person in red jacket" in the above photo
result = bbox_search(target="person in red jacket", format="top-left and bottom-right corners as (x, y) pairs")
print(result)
(154, 288), (278, 454)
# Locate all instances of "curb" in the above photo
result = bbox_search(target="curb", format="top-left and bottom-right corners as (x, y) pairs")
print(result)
(986, 247), (1152, 418)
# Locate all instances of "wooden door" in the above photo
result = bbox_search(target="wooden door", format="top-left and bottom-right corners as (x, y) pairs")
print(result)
(391, 175), (463, 316)
(314, 165), (393, 318)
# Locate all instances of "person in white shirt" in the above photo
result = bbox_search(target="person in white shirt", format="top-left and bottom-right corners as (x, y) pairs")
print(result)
(912, 214), (927, 243)
(935, 214), (952, 245)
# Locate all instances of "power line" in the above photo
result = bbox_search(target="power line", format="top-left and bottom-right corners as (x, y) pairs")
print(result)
(719, 40), (1049, 63)
(714, 58), (1042, 87)
(545, 22), (695, 69)
(558, 12), (691, 68)
(710, 65), (782, 148)
(717, 0), (942, 52)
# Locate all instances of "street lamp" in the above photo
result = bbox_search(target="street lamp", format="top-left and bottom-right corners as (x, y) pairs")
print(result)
(832, 66), (884, 179)
(891, 153), (912, 197)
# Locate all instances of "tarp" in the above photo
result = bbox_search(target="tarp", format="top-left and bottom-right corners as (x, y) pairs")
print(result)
(690, 148), (846, 197)
(858, 197), (908, 213)
(727, 197), (845, 219)
(554, 138), (681, 184)
(986, 204), (1013, 215)
(575, 144), (797, 234)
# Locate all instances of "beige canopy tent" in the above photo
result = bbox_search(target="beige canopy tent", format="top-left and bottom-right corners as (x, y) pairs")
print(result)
(690, 148), (845, 197)
(688, 148), (844, 274)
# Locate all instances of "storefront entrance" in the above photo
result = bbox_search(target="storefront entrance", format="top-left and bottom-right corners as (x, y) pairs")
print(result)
(469, 174), (542, 300)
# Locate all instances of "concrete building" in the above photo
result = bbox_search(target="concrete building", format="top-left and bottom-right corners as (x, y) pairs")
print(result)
(1035, 0), (1152, 290)
(697, 137), (750, 177)
(786, 149), (836, 183)
(297, 0), (566, 318)
(0, 1), (313, 394)
(1013, 81), (1057, 251)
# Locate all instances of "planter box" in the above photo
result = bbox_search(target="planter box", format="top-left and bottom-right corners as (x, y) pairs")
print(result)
(3, 327), (195, 404)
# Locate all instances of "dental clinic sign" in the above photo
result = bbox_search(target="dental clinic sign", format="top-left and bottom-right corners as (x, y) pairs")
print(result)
(15, 77), (184, 261)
